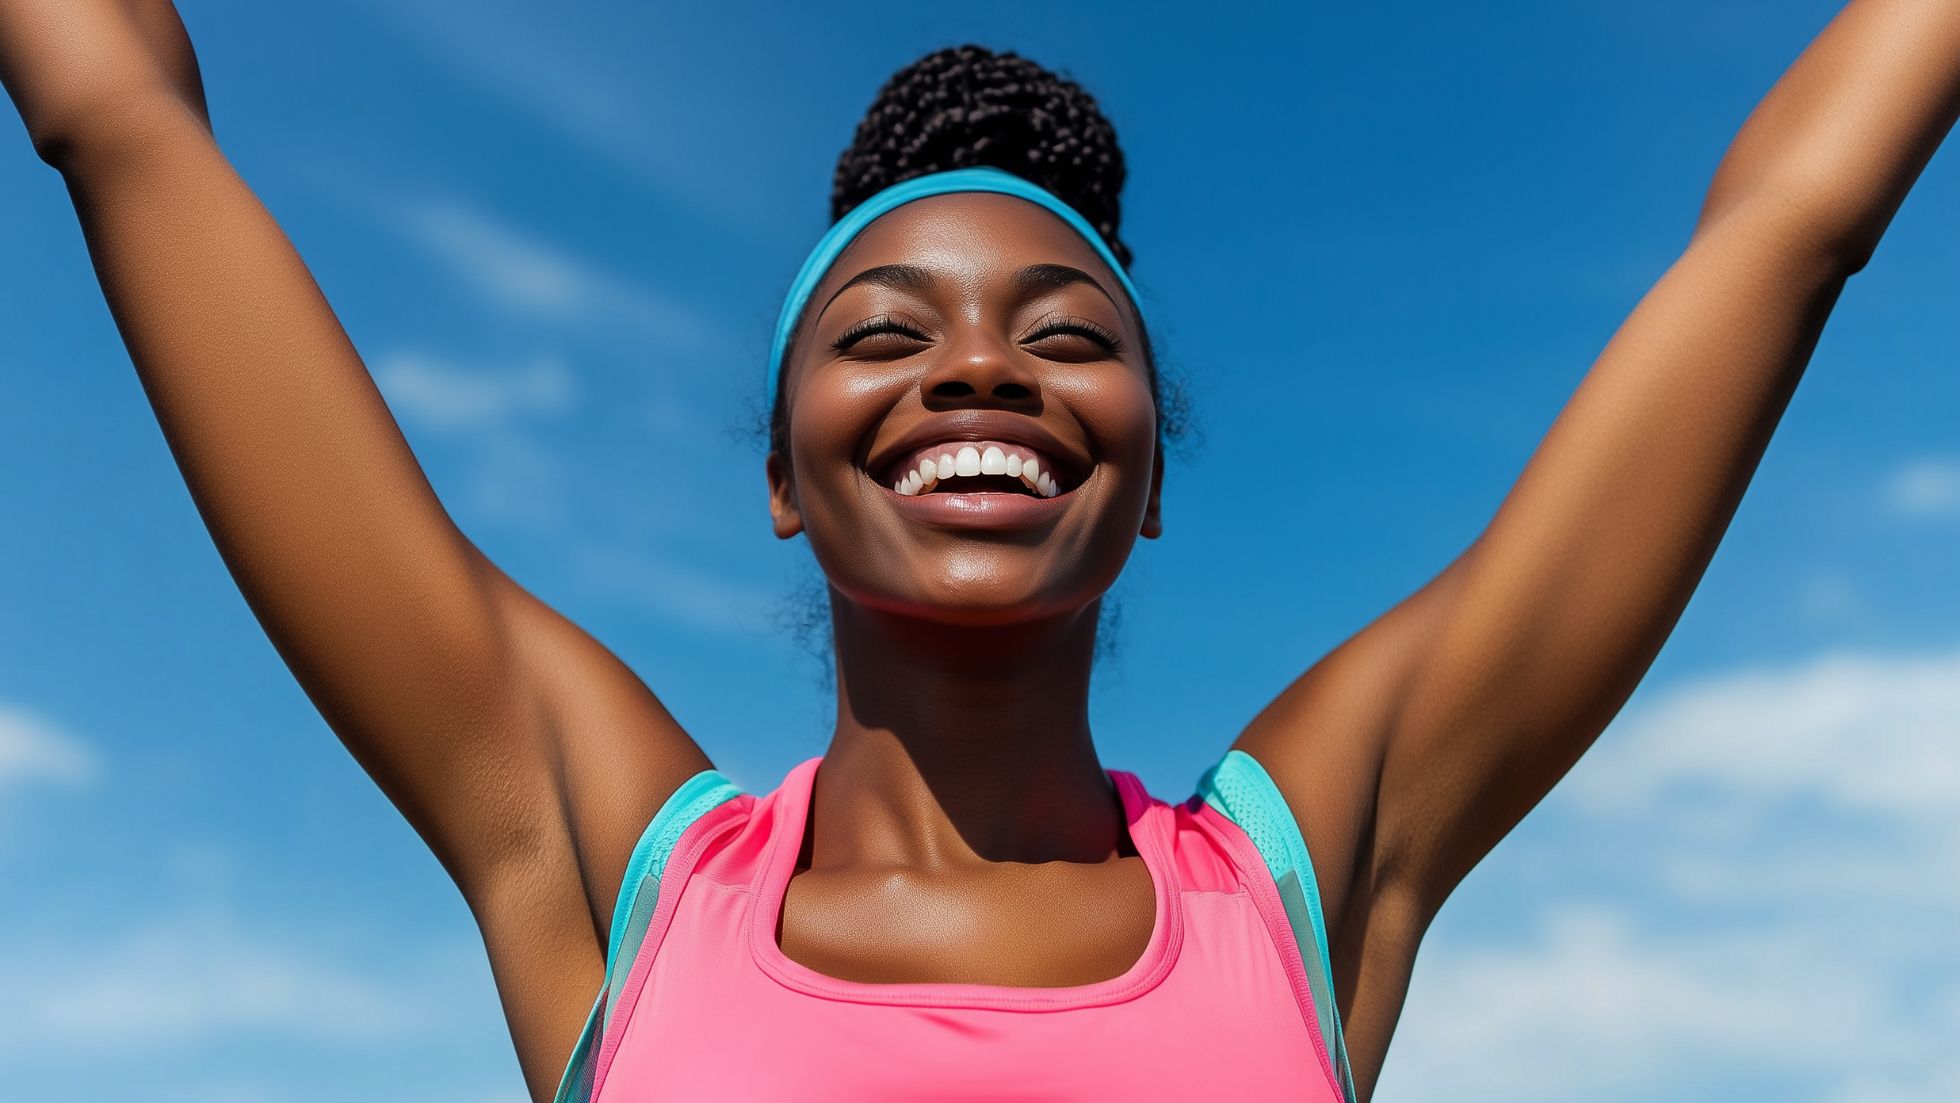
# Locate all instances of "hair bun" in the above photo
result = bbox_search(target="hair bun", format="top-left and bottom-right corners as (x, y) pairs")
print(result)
(831, 45), (1133, 269)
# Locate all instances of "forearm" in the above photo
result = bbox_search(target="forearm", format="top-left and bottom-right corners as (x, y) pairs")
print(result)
(1700, 0), (1960, 271)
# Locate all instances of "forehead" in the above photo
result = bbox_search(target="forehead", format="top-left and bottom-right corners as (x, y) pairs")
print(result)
(805, 192), (1127, 315)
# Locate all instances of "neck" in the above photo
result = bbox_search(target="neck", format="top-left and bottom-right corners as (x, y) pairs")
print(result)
(810, 592), (1127, 872)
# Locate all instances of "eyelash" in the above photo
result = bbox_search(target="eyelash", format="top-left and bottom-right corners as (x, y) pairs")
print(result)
(830, 314), (927, 350)
(1029, 315), (1125, 354)
(829, 314), (1125, 354)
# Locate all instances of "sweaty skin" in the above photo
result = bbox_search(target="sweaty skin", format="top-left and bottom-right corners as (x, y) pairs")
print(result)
(4, 2), (1958, 1101)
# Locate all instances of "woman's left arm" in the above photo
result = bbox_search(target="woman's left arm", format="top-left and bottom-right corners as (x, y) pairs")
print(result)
(1366, 0), (1960, 901)
(1236, 1), (1960, 1085)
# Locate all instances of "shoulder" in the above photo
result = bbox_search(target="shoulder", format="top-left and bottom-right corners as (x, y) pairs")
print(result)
(1186, 749), (1337, 930)
(601, 768), (750, 951)
(1182, 749), (1361, 1101)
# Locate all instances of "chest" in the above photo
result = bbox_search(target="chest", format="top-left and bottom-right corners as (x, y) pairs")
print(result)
(774, 856), (1157, 987)
(592, 870), (1338, 1102)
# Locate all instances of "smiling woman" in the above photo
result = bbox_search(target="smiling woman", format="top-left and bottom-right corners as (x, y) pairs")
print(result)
(3, 4), (1958, 1103)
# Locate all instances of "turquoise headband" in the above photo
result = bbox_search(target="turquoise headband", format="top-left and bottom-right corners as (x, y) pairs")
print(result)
(766, 166), (1146, 412)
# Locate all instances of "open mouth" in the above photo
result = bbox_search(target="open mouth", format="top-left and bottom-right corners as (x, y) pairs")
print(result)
(875, 441), (1077, 499)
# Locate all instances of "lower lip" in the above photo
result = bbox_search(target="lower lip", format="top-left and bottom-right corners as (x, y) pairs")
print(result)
(877, 483), (1073, 527)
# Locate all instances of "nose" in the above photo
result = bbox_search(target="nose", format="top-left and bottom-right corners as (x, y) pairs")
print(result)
(919, 328), (1042, 414)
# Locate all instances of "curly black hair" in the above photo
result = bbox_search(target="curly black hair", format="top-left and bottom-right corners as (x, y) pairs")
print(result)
(770, 45), (1181, 457)
(830, 45), (1133, 268)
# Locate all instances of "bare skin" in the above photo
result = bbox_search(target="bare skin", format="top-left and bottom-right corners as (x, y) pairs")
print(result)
(4, 2), (1957, 1101)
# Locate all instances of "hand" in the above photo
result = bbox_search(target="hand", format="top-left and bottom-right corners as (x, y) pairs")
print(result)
(0, 0), (208, 168)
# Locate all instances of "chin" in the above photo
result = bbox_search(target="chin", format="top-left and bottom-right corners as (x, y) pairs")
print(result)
(839, 567), (1104, 630)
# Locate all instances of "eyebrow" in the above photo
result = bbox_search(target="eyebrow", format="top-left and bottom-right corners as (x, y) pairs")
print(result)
(816, 261), (1120, 321)
(818, 263), (937, 318)
(1011, 263), (1119, 311)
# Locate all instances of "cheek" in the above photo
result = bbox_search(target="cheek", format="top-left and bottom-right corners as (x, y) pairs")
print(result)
(1064, 372), (1159, 481)
(780, 374), (899, 557)
(784, 371), (887, 488)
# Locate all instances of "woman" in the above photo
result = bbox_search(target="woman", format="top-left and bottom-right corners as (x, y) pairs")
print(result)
(3, 2), (1955, 1100)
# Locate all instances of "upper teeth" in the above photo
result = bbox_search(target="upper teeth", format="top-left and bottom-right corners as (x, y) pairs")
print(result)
(891, 442), (1063, 498)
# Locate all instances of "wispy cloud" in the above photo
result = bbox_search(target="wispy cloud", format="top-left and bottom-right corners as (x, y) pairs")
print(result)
(286, 153), (723, 353)
(366, 347), (577, 531)
(0, 702), (97, 789)
(374, 350), (577, 432)
(1382, 645), (1960, 1102)
(0, 905), (436, 1056)
(352, 0), (756, 235)
(381, 196), (704, 346)
(1884, 456), (1960, 518)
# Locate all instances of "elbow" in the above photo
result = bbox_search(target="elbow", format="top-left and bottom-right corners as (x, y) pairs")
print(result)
(1693, 185), (1881, 281)
(29, 86), (212, 177)
(1826, 214), (1886, 277)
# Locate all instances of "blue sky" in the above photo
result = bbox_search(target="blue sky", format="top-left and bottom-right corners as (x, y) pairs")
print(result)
(2, 1), (1956, 1100)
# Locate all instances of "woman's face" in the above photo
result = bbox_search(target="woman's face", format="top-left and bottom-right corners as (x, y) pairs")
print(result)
(768, 193), (1162, 627)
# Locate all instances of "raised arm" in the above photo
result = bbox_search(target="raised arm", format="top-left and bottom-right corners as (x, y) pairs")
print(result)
(1234, 2), (1960, 1094)
(1, 4), (708, 1095)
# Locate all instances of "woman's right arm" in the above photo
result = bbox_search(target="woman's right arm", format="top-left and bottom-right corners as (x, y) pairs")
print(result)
(2, 5), (709, 1094)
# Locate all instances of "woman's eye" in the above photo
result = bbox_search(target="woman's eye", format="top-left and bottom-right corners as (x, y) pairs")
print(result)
(1024, 318), (1124, 356)
(831, 316), (929, 352)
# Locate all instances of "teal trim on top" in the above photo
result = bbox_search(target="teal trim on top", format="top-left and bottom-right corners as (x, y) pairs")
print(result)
(1198, 748), (1357, 1103)
(554, 766), (744, 1103)
(604, 767), (745, 967)
(551, 994), (604, 1103)
(765, 166), (1149, 411)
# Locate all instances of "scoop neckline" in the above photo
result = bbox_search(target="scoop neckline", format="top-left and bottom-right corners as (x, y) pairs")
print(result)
(746, 755), (1185, 1010)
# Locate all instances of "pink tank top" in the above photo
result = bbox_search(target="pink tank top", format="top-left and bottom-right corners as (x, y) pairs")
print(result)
(554, 752), (1356, 1102)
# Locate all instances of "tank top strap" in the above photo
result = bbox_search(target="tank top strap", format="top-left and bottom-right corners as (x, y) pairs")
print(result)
(555, 767), (746, 1103)
(1194, 748), (1358, 1103)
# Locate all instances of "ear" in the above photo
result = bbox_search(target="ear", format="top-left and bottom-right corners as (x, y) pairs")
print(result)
(766, 451), (803, 539)
(1140, 446), (1164, 539)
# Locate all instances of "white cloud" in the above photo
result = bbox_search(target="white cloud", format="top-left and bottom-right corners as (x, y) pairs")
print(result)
(1569, 649), (1960, 824)
(289, 158), (722, 351)
(0, 702), (97, 789)
(1380, 645), (1960, 1103)
(366, 349), (576, 530)
(374, 350), (576, 431)
(0, 905), (435, 1056)
(383, 197), (703, 346)
(1389, 900), (1960, 1103)
(1884, 457), (1960, 517)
